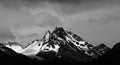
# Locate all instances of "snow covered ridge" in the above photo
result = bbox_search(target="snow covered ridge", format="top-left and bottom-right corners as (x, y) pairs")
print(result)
(3, 27), (110, 59)
(5, 41), (23, 53)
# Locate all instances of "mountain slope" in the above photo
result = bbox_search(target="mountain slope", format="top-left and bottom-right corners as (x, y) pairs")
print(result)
(90, 42), (120, 64)
(0, 43), (41, 65)
(4, 41), (23, 53)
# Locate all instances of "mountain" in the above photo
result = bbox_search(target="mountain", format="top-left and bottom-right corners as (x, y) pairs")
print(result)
(87, 43), (111, 58)
(90, 42), (120, 64)
(0, 26), (112, 64)
(112, 42), (120, 51)
(33, 27), (110, 63)
(0, 43), (42, 65)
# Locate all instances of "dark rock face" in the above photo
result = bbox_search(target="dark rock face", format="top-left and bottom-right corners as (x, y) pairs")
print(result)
(112, 42), (120, 51)
(90, 42), (120, 64)
(87, 43), (111, 58)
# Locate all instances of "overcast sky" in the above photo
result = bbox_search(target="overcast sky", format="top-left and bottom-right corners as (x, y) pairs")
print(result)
(0, 0), (120, 47)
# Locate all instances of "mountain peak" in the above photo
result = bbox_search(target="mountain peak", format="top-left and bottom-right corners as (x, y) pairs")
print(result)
(113, 42), (120, 51)
(42, 30), (51, 42)
(51, 26), (67, 40)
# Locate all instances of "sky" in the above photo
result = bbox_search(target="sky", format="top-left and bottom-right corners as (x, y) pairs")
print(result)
(0, 0), (120, 48)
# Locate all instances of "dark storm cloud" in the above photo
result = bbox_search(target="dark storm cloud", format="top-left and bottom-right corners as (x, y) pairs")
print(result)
(0, 0), (115, 9)
(0, 0), (24, 10)
(24, 0), (113, 4)
(22, 0), (94, 4)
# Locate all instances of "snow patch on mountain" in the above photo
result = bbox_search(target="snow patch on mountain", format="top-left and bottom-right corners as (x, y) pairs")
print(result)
(20, 41), (42, 55)
(6, 45), (23, 53)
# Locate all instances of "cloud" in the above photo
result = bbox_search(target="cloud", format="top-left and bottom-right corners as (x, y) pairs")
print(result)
(10, 25), (53, 45)
(59, 5), (120, 25)
(11, 25), (52, 37)
(0, 4), (63, 45)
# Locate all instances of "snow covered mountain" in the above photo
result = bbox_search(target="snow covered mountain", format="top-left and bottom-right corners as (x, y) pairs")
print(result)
(35, 27), (110, 61)
(11, 26), (109, 62)
(0, 26), (110, 63)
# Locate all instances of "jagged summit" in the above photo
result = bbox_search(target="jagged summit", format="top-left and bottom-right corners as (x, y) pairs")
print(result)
(39, 26), (90, 52)
(52, 27), (67, 36)
(42, 30), (51, 42)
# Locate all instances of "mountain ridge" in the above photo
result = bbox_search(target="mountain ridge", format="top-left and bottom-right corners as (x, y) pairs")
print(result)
(0, 26), (115, 64)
